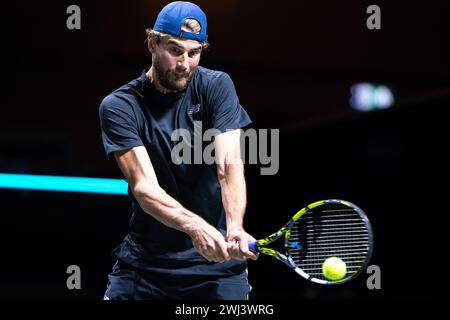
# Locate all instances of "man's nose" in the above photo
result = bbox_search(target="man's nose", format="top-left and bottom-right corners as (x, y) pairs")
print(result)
(177, 52), (189, 70)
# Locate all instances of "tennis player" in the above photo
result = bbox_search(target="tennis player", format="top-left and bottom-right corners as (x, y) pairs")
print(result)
(99, 1), (258, 300)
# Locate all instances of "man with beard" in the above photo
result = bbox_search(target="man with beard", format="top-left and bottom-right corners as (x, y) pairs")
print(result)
(99, 1), (257, 300)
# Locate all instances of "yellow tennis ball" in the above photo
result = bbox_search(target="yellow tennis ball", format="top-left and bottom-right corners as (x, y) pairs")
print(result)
(322, 257), (347, 281)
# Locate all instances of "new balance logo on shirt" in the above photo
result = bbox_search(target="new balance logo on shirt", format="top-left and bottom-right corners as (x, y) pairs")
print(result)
(187, 104), (201, 115)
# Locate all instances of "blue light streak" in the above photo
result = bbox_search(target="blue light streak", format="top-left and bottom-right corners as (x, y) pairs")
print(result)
(0, 173), (128, 195)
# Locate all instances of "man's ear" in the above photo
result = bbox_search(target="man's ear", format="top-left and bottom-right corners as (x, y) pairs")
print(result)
(147, 35), (156, 53)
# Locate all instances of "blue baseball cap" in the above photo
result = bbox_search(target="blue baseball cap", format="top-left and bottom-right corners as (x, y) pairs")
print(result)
(152, 1), (208, 43)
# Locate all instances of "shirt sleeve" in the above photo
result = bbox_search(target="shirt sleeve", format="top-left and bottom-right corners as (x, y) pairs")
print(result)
(99, 95), (144, 159)
(207, 72), (252, 132)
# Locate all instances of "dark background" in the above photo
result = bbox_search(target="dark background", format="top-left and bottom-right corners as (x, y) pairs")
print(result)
(1, 0), (449, 301)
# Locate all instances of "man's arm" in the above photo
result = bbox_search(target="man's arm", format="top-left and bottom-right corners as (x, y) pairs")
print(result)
(114, 146), (229, 262)
(214, 130), (258, 261)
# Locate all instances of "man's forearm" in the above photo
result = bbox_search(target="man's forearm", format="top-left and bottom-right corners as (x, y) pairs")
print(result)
(218, 163), (247, 232)
(132, 184), (202, 234)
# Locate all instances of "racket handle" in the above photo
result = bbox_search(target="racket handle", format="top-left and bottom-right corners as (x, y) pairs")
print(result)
(248, 241), (259, 253)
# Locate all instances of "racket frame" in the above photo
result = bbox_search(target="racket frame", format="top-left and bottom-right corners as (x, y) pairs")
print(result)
(251, 199), (374, 285)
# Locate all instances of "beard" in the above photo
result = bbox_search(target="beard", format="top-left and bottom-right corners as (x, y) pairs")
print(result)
(152, 55), (195, 92)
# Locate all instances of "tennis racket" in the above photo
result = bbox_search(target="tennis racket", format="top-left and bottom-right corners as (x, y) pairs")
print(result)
(248, 199), (374, 285)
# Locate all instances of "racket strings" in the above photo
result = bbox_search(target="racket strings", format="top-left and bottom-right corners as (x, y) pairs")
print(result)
(287, 203), (371, 282)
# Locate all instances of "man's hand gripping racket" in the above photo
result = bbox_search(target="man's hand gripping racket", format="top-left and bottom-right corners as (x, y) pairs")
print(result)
(247, 199), (374, 284)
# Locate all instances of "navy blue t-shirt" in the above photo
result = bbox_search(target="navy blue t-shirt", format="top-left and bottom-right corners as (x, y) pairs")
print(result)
(99, 66), (252, 277)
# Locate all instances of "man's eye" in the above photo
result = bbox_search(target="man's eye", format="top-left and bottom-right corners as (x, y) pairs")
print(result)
(189, 50), (200, 57)
(170, 47), (181, 54)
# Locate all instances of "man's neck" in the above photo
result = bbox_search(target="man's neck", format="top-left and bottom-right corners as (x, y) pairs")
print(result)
(146, 67), (175, 94)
